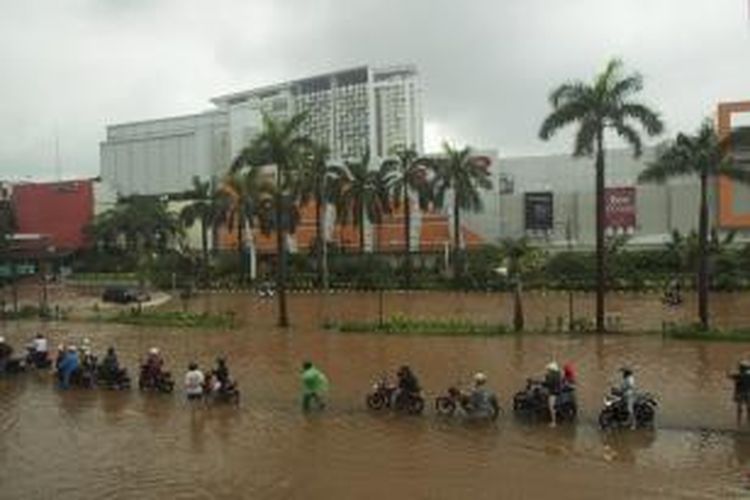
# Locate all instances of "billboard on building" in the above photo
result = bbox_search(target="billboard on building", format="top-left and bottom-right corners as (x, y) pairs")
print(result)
(605, 186), (636, 231)
(524, 192), (554, 231)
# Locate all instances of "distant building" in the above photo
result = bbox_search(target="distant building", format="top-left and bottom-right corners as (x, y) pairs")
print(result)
(100, 65), (423, 196)
(11, 180), (94, 254)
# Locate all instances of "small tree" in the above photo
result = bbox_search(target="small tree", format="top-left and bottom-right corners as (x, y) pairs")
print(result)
(499, 237), (544, 332)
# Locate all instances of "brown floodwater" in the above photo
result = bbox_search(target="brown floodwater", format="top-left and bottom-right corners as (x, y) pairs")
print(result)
(3, 291), (750, 499)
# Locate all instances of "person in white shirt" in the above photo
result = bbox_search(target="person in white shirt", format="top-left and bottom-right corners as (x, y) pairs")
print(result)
(184, 363), (205, 401)
(32, 334), (48, 354)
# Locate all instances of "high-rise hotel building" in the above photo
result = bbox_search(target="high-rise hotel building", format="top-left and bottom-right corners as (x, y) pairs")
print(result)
(100, 65), (423, 196)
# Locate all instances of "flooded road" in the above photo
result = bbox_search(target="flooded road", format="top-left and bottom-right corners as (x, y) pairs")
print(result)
(3, 291), (750, 499)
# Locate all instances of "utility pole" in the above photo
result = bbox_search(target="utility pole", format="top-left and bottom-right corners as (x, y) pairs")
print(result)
(566, 217), (574, 330)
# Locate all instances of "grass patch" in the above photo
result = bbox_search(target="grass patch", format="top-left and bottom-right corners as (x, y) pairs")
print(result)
(68, 272), (138, 283)
(664, 323), (750, 342)
(329, 314), (509, 337)
(104, 310), (236, 329)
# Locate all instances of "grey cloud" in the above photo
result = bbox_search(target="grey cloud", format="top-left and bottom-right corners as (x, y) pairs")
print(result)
(0, 0), (748, 179)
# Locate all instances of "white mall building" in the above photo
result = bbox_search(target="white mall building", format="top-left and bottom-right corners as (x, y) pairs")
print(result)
(100, 65), (423, 196)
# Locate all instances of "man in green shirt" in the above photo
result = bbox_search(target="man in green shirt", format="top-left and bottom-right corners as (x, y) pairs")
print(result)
(301, 361), (329, 412)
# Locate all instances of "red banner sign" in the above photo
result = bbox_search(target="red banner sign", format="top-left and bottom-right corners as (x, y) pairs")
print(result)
(605, 187), (636, 229)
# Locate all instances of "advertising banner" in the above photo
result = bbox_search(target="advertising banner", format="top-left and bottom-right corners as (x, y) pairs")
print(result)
(605, 187), (636, 230)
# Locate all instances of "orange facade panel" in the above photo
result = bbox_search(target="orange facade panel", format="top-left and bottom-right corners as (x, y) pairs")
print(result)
(717, 101), (750, 228)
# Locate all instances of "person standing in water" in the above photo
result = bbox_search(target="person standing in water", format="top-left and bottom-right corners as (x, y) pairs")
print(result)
(730, 361), (750, 425)
(301, 361), (329, 412)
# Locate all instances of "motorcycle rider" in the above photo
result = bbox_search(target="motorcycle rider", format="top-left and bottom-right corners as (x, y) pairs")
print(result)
(301, 361), (329, 412)
(394, 365), (421, 407)
(543, 362), (563, 427)
(468, 372), (496, 418)
(0, 337), (12, 373)
(143, 347), (164, 384)
(184, 362), (205, 401)
(29, 333), (49, 367)
(620, 367), (637, 429)
(212, 357), (233, 393)
(100, 347), (121, 383)
(729, 361), (750, 425)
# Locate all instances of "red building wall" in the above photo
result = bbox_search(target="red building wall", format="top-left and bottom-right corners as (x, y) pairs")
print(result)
(12, 180), (94, 251)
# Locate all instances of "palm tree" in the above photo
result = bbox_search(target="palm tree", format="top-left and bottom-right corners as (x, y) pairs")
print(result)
(298, 142), (337, 287)
(380, 146), (433, 288)
(432, 143), (493, 280)
(638, 121), (750, 329)
(499, 237), (544, 332)
(539, 58), (663, 333)
(331, 150), (390, 253)
(241, 112), (311, 327)
(180, 176), (221, 275)
(216, 168), (266, 284)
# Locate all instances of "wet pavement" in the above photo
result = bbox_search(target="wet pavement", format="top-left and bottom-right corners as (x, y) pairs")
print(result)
(2, 291), (750, 499)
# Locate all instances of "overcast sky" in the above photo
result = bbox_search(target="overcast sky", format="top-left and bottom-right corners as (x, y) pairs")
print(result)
(1, 0), (749, 180)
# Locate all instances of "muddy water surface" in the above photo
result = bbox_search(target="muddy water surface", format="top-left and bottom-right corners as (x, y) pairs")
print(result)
(2, 292), (750, 499)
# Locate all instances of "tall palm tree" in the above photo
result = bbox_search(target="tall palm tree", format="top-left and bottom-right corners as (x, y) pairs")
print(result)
(380, 146), (432, 288)
(432, 142), (493, 280)
(241, 112), (311, 327)
(539, 58), (663, 333)
(331, 150), (390, 253)
(216, 168), (265, 284)
(638, 121), (750, 329)
(179, 176), (222, 274)
(298, 142), (337, 287)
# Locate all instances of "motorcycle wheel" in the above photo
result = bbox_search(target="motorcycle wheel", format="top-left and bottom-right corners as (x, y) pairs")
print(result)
(161, 381), (175, 394)
(408, 396), (425, 415)
(366, 392), (386, 411)
(598, 410), (614, 430)
(558, 403), (577, 422)
(435, 397), (456, 416)
(635, 404), (655, 428)
(512, 393), (528, 413)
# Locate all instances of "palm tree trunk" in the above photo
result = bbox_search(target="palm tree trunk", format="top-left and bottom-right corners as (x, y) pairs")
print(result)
(513, 278), (524, 332)
(237, 218), (244, 285)
(404, 187), (412, 289)
(359, 205), (366, 254)
(453, 190), (461, 280)
(698, 171), (709, 330)
(200, 218), (209, 272)
(11, 259), (18, 313)
(595, 131), (606, 333)
(315, 193), (323, 288)
(276, 183), (289, 328)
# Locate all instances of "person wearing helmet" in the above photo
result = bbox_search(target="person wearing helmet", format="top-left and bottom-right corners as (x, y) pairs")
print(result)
(619, 367), (637, 429)
(58, 345), (80, 389)
(184, 362), (205, 401)
(143, 347), (164, 383)
(543, 362), (563, 427)
(0, 336), (13, 373)
(301, 361), (329, 412)
(468, 372), (496, 418)
(729, 361), (750, 425)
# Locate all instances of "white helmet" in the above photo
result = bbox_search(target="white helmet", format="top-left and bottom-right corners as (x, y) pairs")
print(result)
(546, 361), (560, 372)
(0, 336), (5, 343)
(474, 372), (487, 384)
(149, 347), (159, 355)
(68, 345), (78, 352)
(82, 338), (91, 346)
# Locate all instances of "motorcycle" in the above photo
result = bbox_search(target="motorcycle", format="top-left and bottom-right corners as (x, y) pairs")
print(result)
(25, 348), (52, 369)
(366, 377), (425, 415)
(67, 366), (96, 389)
(138, 366), (175, 393)
(97, 366), (132, 390)
(203, 375), (240, 405)
(512, 378), (578, 423)
(598, 388), (657, 430)
(435, 386), (501, 420)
